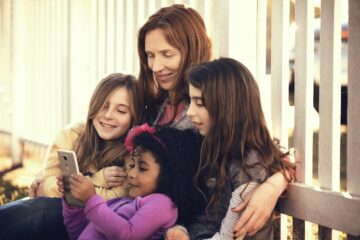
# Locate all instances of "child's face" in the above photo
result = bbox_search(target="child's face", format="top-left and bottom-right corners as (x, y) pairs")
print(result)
(187, 84), (211, 136)
(127, 151), (160, 198)
(145, 28), (182, 94)
(93, 87), (132, 141)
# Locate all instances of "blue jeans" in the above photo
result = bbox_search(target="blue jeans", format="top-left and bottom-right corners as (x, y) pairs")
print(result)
(0, 197), (69, 240)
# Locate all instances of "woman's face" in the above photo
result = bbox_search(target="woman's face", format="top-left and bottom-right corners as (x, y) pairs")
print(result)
(127, 151), (160, 198)
(93, 87), (132, 140)
(145, 28), (182, 95)
(187, 84), (211, 136)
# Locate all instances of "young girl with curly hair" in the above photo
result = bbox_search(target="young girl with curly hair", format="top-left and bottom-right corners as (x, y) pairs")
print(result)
(167, 58), (293, 239)
(59, 124), (204, 240)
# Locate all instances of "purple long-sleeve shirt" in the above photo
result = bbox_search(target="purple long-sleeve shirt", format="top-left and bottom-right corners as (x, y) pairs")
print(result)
(62, 193), (178, 240)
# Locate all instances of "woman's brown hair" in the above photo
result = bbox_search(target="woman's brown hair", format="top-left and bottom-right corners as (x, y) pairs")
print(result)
(186, 58), (291, 208)
(75, 73), (139, 172)
(137, 4), (212, 123)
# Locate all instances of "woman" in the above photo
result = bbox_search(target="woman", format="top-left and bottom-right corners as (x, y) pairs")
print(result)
(137, 4), (292, 237)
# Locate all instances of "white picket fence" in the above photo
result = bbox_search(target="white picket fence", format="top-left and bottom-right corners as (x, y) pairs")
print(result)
(0, 0), (359, 239)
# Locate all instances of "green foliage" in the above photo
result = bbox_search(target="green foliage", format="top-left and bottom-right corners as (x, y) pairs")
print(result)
(0, 178), (29, 205)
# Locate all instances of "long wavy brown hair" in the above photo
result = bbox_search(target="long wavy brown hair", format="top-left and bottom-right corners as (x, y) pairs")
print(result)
(74, 73), (139, 172)
(137, 4), (212, 123)
(186, 58), (292, 208)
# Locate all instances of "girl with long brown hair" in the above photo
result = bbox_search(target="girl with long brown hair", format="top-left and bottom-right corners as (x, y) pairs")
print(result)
(183, 58), (293, 239)
(0, 73), (139, 239)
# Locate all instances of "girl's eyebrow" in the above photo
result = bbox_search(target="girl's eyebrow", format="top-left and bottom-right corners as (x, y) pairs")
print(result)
(138, 160), (150, 166)
(191, 96), (202, 100)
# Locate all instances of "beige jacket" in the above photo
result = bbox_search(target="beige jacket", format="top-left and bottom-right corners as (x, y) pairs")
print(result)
(41, 122), (128, 200)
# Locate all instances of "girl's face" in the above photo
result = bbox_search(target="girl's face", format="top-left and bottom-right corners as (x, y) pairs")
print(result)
(93, 87), (132, 140)
(127, 151), (160, 198)
(145, 28), (182, 95)
(187, 84), (211, 136)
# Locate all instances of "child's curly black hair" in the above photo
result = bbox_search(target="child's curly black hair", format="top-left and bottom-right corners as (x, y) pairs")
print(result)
(125, 125), (206, 225)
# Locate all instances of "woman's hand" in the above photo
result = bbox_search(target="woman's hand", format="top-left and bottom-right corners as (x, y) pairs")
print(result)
(56, 173), (65, 195)
(232, 172), (287, 237)
(70, 174), (96, 203)
(103, 166), (127, 187)
(165, 226), (189, 240)
(29, 177), (44, 198)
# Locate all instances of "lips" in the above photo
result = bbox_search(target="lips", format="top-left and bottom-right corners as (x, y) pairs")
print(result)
(100, 121), (116, 128)
(192, 121), (202, 129)
(155, 72), (176, 83)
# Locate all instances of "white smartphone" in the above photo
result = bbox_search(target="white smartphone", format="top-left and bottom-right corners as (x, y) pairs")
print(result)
(57, 149), (85, 208)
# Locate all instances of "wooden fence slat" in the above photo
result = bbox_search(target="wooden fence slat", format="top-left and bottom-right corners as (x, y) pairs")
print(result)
(347, 0), (360, 198)
(278, 183), (360, 236)
(271, 0), (289, 147)
(293, 1), (314, 239)
(318, 0), (341, 191)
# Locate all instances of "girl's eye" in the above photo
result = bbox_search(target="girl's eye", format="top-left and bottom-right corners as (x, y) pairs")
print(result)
(139, 167), (147, 172)
(128, 163), (135, 169)
(195, 100), (204, 107)
(117, 109), (127, 114)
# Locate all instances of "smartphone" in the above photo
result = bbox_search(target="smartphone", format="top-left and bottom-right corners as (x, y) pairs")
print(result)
(57, 149), (85, 208)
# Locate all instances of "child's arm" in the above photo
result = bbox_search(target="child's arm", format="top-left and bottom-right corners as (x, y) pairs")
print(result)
(208, 182), (259, 240)
(62, 199), (89, 240)
(36, 124), (82, 197)
(56, 173), (89, 240)
(84, 193), (177, 240)
(232, 170), (289, 238)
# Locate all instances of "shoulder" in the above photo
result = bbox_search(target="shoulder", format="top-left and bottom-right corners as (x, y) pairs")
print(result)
(138, 193), (174, 206)
(228, 150), (268, 188)
(135, 194), (178, 222)
(51, 122), (84, 149)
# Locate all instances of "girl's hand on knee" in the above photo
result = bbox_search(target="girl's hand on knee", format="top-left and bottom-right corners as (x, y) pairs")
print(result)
(103, 166), (127, 187)
(165, 226), (189, 240)
(70, 174), (96, 203)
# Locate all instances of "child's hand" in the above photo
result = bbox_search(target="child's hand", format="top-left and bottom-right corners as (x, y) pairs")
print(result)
(56, 173), (65, 195)
(165, 226), (189, 240)
(103, 166), (127, 187)
(70, 174), (96, 203)
(29, 177), (44, 198)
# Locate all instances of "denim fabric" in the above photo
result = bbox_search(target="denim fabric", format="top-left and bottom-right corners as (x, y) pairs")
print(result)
(0, 197), (69, 240)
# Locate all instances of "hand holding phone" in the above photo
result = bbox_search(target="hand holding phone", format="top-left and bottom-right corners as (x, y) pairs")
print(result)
(58, 149), (85, 208)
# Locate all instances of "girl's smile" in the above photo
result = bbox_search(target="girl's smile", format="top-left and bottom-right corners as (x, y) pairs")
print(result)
(127, 151), (160, 198)
(93, 87), (132, 141)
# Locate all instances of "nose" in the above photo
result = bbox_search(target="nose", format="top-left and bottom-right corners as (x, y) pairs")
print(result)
(186, 102), (195, 119)
(128, 167), (137, 179)
(151, 56), (164, 72)
(104, 107), (113, 119)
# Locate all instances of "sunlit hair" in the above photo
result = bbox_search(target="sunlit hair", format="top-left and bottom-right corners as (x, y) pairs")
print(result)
(186, 58), (291, 209)
(137, 4), (212, 123)
(75, 73), (139, 172)
(127, 126), (206, 225)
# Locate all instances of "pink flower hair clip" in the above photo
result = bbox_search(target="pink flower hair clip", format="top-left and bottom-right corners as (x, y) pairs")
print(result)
(124, 123), (156, 152)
